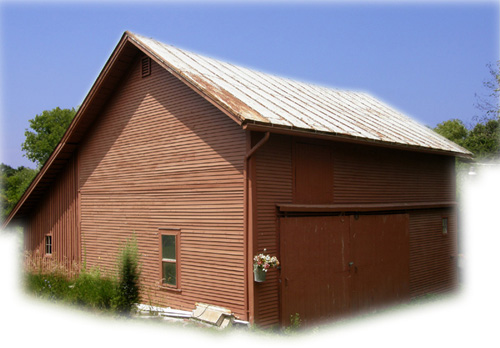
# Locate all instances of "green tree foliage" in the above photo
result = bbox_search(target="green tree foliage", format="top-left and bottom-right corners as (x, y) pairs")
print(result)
(1, 164), (38, 220)
(464, 118), (500, 159)
(434, 119), (468, 147)
(434, 119), (500, 160)
(434, 118), (499, 160)
(22, 107), (76, 168)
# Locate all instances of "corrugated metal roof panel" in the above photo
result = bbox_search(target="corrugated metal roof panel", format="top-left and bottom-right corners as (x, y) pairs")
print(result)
(130, 32), (471, 156)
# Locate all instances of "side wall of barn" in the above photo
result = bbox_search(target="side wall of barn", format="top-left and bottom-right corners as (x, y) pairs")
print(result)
(253, 135), (458, 326)
(77, 57), (248, 318)
(25, 154), (80, 268)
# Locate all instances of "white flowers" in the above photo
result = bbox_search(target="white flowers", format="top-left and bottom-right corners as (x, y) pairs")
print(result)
(253, 252), (280, 272)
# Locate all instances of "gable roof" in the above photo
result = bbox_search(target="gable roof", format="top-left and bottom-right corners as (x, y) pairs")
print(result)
(2, 31), (471, 228)
(129, 32), (471, 156)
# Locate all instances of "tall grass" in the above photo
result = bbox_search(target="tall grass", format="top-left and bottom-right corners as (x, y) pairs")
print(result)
(23, 239), (141, 315)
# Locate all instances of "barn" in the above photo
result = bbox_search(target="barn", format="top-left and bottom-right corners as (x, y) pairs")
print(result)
(3, 31), (472, 327)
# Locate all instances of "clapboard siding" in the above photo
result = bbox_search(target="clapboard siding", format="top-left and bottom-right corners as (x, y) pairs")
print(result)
(254, 135), (293, 327)
(26, 154), (79, 267)
(332, 142), (455, 204)
(409, 208), (458, 297)
(78, 57), (247, 318)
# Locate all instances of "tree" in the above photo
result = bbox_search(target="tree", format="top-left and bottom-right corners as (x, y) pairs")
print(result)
(434, 118), (499, 160)
(1, 164), (37, 220)
(464, 118), (500, 160)
(435, 61), (500, 161)
(22, 107), (76, 168)
(476, 61), (500, 120)
(469, 60), (500, 160)
(434, 119), (468, 147)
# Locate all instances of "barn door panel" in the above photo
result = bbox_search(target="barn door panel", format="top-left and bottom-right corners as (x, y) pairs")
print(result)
(349, 214), (410, 313)
(280, 216), (350, 326)
(280, 213), (410, 326)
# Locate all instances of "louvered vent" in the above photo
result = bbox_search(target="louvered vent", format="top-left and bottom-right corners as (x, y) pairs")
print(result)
(141, 56), (151, 77)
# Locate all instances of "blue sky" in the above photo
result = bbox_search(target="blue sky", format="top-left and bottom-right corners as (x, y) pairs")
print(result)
(1, 1), (498, 168)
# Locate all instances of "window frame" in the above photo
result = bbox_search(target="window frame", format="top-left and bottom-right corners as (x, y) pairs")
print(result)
(158, 228), (181, 291)
(45, 234), (53, 256)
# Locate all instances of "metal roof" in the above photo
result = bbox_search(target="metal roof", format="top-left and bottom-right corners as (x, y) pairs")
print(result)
(130, 32), (471, 156)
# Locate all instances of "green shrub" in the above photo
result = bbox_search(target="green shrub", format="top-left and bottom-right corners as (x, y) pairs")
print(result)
(113, 237), (141, 316)
(24, 272), (72, 301)
(70, 270), (117, 310)
(24, 268), (119, 310)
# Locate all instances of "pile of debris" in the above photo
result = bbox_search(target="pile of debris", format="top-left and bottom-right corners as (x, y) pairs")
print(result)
(136, 303), (249, 330)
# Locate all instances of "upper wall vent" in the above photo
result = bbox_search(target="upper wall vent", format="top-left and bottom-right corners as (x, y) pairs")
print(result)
(141, 56), (151, 77)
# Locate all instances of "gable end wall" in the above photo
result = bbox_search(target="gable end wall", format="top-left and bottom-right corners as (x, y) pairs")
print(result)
(77, 57), (247, 317)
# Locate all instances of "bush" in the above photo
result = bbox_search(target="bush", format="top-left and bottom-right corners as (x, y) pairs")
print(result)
(24, 267), (118, 311)
(24, 272), (72, 301)
(113, 237), (141, 316)
(70, 270), (117, 310)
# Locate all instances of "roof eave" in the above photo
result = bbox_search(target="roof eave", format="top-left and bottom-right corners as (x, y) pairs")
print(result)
(242, 121), (474, 159)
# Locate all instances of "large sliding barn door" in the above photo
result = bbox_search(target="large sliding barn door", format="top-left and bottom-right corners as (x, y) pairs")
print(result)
(280, 216), (350, 326)
(349, 214), (410, 314)
(280, 213), (409, 326)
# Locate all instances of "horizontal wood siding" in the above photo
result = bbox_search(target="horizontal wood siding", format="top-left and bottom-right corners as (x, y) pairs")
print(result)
(409, 208), (458, 297)
(254, 134), (293, 327)
(332, 142), (455, 204)
(78, 57), (247, 318)
(26, 154), (79, 267)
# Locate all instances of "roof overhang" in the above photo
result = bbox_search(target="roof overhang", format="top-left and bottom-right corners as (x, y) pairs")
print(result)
(242, 121), (474, 160)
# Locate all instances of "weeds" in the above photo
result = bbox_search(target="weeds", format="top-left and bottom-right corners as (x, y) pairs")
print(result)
(71, 270), (117, 310)
(23, 237), (141, 316)
(24, 272), (72, 301)
(282, 313), (302, 335)
(114, 237), (141, 316)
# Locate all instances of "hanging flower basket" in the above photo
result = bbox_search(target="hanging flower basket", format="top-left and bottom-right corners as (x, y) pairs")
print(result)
(253, 251), (279, 283)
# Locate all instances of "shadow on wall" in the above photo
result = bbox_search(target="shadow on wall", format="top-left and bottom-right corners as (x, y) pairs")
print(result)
(78, 55), (245, 189)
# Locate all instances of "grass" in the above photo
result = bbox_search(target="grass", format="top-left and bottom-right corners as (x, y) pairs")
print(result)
(24, 269), (117, 310)
(23, 238), (141, 316)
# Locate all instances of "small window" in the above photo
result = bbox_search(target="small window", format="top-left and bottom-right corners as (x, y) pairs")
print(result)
(45, 235), (52, 255)
(160, 229), (180, 288)
(442, 218), (448, 235)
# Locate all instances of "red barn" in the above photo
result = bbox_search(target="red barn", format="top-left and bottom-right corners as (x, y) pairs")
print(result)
(3, 31), (471, 327)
